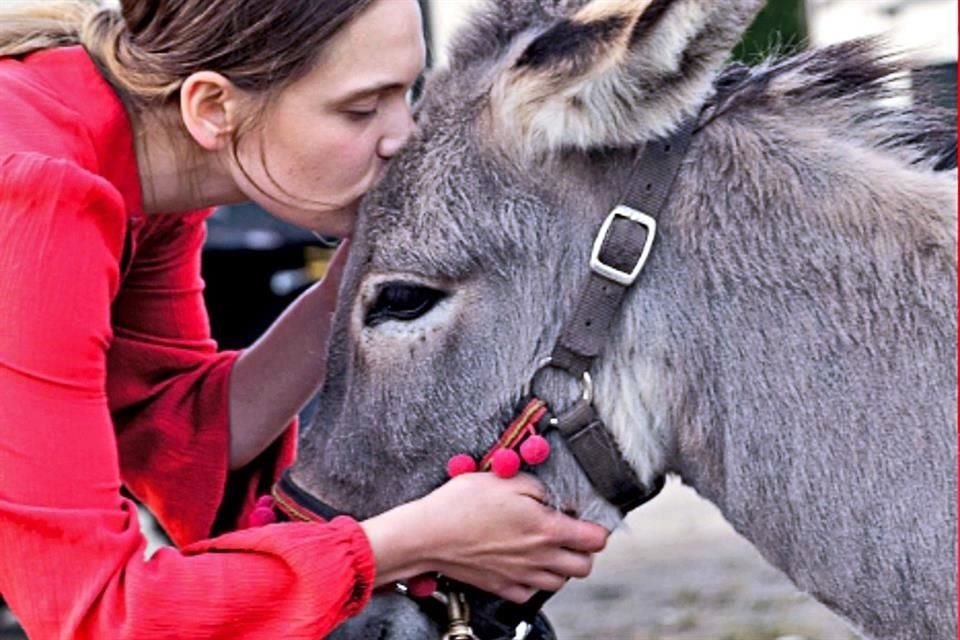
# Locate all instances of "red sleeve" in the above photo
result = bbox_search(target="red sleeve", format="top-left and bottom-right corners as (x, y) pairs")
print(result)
(106, 209), (296, 546)
(0, 154), (374, 639)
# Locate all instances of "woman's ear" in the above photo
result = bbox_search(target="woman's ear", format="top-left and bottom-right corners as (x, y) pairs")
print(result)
(179, 71), (244, 151)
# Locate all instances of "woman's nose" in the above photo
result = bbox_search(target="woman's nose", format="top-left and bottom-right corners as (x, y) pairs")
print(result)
(377, 104), (415, 159)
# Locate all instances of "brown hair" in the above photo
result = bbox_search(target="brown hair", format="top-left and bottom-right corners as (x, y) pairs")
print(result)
(0, 0), (380, 206)
(0, 0), (378, 110)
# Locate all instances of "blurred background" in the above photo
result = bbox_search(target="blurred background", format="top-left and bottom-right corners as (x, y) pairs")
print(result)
(1, 0), (956, 638)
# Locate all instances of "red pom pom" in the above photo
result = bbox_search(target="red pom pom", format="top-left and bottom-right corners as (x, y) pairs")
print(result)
(248, 506), (277, 527)
(255, 495), (275, 510)
(447, 453), (478, 478)
(520, 435), (551, 465)
(406, 574), (438, 598)
(490, 448), (521, 478)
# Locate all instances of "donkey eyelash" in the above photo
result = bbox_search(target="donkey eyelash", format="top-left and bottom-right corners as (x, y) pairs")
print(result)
(364, 283), (448, 327)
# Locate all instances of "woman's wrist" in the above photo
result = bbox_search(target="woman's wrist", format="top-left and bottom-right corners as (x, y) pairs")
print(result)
(359, 498), (438, 587)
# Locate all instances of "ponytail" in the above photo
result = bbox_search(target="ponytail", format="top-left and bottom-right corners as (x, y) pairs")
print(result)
(0, 1), (178, 108)
(0, 1), (102, 57)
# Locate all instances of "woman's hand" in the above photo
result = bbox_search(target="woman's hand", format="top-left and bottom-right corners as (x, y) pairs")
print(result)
(361, 473), (608, 603)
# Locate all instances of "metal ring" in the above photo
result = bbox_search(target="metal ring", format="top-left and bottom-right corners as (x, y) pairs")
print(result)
(520, 357), (553, 398)
(580, 371), (593, 404)
(522, 356), (592, 403)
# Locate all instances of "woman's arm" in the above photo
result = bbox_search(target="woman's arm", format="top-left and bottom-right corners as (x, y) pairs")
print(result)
(228, 240), (350, 469)
(0, 157), (373, 639)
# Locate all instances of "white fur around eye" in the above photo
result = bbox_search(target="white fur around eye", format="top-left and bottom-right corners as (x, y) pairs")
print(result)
(367, 295), (455, 338)
(355, 274), (459, 351)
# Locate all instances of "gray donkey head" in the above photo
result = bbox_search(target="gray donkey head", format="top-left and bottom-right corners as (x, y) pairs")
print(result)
(300, 1), (957, 638)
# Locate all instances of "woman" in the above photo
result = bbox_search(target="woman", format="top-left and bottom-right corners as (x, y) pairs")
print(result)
(0, 0), (608, 637)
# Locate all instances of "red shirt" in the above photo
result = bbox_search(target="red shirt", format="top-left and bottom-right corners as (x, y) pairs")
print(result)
(0, 46), (374, 638)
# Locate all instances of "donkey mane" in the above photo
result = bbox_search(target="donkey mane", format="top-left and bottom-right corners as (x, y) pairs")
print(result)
(705, 38), (956, 171)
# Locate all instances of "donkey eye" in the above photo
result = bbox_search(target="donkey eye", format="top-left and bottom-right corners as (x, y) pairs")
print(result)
(365, 283), (447, 327)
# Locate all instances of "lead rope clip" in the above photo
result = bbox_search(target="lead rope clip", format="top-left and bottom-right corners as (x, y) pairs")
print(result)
(442, 591), (479, 640)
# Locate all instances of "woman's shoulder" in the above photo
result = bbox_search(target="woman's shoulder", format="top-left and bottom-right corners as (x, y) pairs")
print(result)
(0, 52), (96, 164)
(0, 47), (133, 172)
(0, 47), (143, 215)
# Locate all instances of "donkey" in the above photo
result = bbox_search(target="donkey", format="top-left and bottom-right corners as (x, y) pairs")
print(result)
(296, 0), (958, 638)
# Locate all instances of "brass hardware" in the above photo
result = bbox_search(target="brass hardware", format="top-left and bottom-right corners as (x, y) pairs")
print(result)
(442, 591), (479, 640)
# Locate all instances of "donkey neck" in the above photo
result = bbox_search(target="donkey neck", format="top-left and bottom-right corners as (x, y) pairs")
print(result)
(582, 109), (956, 638)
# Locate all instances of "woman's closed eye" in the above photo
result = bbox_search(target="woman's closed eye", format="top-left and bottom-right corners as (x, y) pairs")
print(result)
(342, 95), (381, 121)
(345, 106), (378, 121)
(365, 283), (447, 327)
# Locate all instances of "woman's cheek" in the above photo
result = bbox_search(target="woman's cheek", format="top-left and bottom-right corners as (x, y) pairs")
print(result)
(327, 132), (379, 187)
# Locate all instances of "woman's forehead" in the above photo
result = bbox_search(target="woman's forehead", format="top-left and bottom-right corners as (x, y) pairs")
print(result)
(304, 0), (426, 98)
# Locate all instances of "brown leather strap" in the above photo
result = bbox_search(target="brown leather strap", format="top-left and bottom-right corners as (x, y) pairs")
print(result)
(550, 116), (698, 377)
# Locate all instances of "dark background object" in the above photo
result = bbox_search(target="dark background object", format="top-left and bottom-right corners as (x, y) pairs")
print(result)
(914, 60), (959, 113)
(912, 61), (958, 171)
(202, 203), (337, 350)
(734, 0), (808, 61)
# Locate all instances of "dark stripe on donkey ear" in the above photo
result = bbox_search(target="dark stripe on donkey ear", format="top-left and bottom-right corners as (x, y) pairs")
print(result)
(516, 14), (629, 70)
(629, 0), (677, 46)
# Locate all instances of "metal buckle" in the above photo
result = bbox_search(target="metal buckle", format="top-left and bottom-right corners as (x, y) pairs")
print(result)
(589, 205), (656, 286)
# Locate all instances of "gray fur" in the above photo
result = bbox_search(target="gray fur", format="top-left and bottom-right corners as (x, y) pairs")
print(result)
(308, 1), (957, 638)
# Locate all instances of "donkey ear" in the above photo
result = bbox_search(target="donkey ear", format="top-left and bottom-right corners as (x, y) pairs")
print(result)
(490, 0), (765, 155)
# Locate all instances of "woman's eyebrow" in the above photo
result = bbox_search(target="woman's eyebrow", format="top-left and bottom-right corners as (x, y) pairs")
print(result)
(335, 80), (414, 103)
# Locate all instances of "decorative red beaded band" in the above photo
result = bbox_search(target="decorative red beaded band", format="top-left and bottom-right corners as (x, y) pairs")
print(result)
(447, 397), (553, 480)
(249, 397), (556, 600)
(406, 398), (555, 599)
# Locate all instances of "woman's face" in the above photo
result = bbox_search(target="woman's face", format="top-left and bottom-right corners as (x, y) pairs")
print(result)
(230, 0), (426, 236)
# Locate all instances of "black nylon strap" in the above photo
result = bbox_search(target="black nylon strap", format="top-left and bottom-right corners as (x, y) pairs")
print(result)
(545, 117), (698, 518)
(452, 583), (557, 640)
(552, 401), (664, 514)
(550, 116), (698, 377)
(276, 470), (346, 521)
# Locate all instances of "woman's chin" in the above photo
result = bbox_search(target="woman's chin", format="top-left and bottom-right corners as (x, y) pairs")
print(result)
(310, 204), (357, 238)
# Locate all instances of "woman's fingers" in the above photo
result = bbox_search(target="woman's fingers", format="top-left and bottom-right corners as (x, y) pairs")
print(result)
(524, 570), (568, 593)
(547, 512), (608, 553)
(495, 584), (539, 604)
(542, 548), (594, 580)
(490, 571), (566, 603)
(418, 472), (609, 598)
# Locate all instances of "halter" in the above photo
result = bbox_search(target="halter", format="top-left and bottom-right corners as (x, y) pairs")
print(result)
(270, 114), (699, 639)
